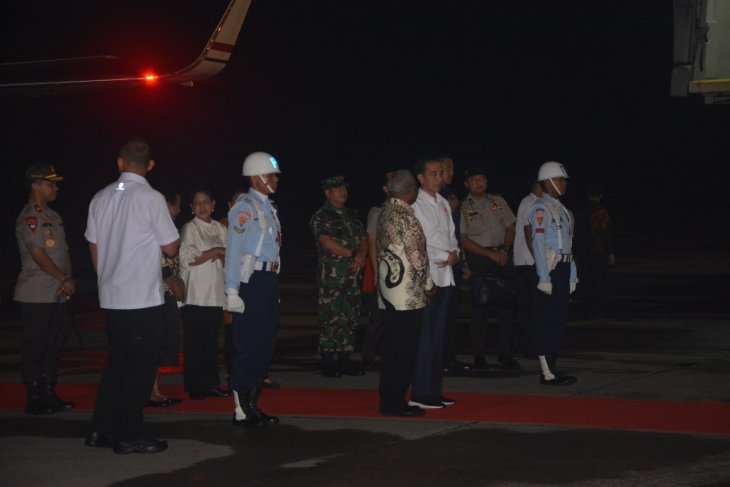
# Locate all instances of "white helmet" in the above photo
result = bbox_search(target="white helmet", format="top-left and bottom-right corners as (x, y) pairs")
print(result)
(242, 151), (281, 176)
(537, 161), (569, 181)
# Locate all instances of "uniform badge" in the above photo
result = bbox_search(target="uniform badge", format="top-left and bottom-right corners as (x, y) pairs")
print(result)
(45, 238), (56, 248)
(238, 211), (251, 226)
(25, 216), (38, 234)
(234, 226), (245, 234)
(535, 209), (545, 226)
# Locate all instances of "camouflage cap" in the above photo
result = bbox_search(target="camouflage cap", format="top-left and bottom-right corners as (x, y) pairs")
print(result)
(25, 163), (64, 183)
(321, 175), (348, 189)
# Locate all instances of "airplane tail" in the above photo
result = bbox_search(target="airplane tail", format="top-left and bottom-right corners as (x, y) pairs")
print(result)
(170, 0), (252, 86)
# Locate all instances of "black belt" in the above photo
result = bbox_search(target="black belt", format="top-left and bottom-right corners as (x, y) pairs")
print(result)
(256, 261), (279, 272)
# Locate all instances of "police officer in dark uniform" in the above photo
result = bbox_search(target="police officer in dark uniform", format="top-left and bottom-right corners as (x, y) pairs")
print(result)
(14, 164), (76, 414)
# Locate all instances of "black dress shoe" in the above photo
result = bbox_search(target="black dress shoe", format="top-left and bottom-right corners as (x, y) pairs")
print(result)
(362, 359), (375, 370)
(85, 432), (113, 448)
(113, 438), (168, 454)
(381, 405), (425, 417)
(146, 398), (182, 407)
(539, 373), (578, 386)
(262, 378), (280, 389)
(497, 354), (520, 368)
(443, 360), (472, 374)
(206, 388), (231, 398)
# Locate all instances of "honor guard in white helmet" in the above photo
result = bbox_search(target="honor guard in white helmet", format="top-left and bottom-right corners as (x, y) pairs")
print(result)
(224, 151), (282, 426)
(528, 161), (578, 386)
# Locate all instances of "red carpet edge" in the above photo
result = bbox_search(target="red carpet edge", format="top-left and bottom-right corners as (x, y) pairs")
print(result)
(2, 383), (729, 437)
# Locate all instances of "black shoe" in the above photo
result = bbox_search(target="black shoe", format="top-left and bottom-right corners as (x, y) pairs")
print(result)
(439, 395), (456, 406)
(321, 352), (342, 377)
(113, 438), (168, 454)
(232, 387), (279, 426)
(262, 377), (280, 389)
(408, 397), (445, 409)
(497, 354), (520, 369)
(338, 353), (366, 376)
(206, 388), (231, 398)
(362, 359), (375, 370)
(539, 373), (578, 386)
(443, 360), (471, 373)
(24, 400), (54, 415)
(146, 398), (182, 407)
(381, 405), (425, 417)
(85, 432), (113, 448)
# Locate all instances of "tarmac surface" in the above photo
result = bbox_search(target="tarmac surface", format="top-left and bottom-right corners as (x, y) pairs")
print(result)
(1, 249), (729, 486)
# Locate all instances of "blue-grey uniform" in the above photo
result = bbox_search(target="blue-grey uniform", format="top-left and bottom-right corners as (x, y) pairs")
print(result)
(529, 192), (577, 359)
(224, 189), (281, 395)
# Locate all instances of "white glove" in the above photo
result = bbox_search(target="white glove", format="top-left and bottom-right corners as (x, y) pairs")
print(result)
(225, 288), (245, 313)
(537, 282), (553, 295)
(570, 282), (576, 294)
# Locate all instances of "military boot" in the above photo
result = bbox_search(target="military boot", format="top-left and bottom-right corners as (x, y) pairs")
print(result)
(321, 352), (342, 378)
(231, 390), (259, 426)
(248, 387), (279, 425)
(43, 374), (75, 412)
(338, 353), (365, 376)
(25, 380), (53, 415)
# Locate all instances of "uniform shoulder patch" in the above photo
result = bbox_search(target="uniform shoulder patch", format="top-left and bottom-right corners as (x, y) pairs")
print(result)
(25, 216), (38, 234)
(534, 208), (545, 226)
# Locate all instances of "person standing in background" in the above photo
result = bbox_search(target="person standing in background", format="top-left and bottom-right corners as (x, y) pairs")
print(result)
(179, 189), (230, 400)
(14, 164), (76, 415)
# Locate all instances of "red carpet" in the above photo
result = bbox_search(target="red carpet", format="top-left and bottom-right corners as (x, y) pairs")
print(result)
(2, 383), (729, 437)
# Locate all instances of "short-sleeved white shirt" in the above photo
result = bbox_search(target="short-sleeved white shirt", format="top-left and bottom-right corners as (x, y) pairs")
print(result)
(514, 192), (538, 266)
(85, 172), (179, 309)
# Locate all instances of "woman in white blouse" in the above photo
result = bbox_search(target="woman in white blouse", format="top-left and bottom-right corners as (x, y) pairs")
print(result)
(180, 189), (230, 399)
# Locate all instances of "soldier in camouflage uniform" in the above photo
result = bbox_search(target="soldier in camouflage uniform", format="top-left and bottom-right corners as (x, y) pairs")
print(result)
(309, 175), (368, 377)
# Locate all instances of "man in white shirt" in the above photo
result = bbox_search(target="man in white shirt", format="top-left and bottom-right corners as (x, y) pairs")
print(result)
(84, 138), (180, 454)
(409, 158), (460, 410)
(514, 181), (542, 358)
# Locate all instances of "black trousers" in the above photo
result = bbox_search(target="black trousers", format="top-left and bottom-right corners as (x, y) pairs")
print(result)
(533, 262), (571, 357)
(361, 291), (383, 362)
(182, 305), (223, 393)
(515, 265), (537, 356)
(468, 294), (515, 358)
(159, 294), (181, 367)
(231, 271), (279, 394)
(91, 305), (164, 441)
(379, 308), (423, 412)
(577, 252), (610, 317)
(443, 269), (462, 362)
(412, 285), (452, 399)
(20, 302), (67, 384)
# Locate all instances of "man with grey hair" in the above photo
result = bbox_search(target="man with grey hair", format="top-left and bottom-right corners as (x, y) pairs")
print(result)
(376, 170), (433, 416)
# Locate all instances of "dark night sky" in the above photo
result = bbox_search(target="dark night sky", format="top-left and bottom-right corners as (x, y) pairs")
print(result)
(1, 0), (728, 267)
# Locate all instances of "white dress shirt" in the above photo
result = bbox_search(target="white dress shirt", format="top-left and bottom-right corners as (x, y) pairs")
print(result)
(85, 172), (179, 309)
(412, 188), (459, 287)
(514, 192), (538, 266)
(180, 217), (228, 308)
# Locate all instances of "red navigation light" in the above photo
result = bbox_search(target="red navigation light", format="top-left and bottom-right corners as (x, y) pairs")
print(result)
(143, 72), (159, 83)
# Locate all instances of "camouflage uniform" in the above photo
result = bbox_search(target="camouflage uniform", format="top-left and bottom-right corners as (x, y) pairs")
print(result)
(309, 202), (366, 352)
